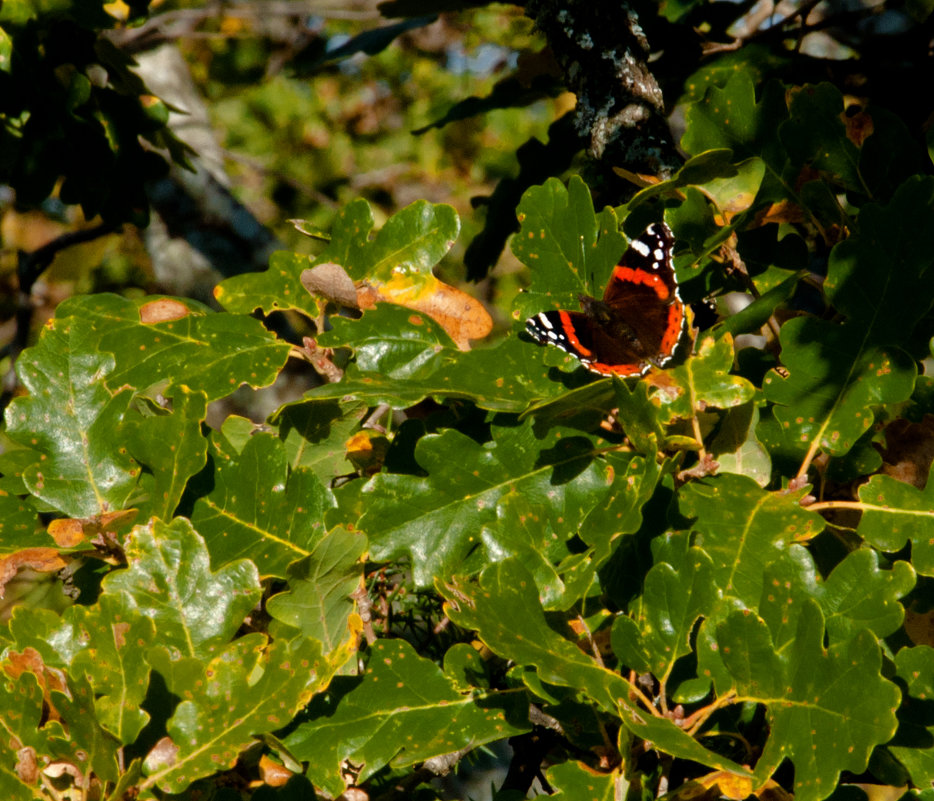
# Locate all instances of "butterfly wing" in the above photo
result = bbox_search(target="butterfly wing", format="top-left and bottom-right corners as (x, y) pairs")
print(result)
(601, 222), (684, 367)
(525, 309), (647, 376)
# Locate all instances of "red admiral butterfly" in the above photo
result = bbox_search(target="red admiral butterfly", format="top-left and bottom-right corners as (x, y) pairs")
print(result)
(525, 222), (684, 377)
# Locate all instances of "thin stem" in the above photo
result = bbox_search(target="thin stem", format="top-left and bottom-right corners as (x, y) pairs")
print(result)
(691, 413), (708, 462)
(683, 690), (737, 737)
(806, 499), (866, 513)
(625, 670), (663, 719)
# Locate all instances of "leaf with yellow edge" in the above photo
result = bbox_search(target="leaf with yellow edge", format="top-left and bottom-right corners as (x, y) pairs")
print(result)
(652, 334), (755, 422)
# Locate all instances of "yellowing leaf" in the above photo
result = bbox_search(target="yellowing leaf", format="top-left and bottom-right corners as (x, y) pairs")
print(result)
(358, 270), (492, 349)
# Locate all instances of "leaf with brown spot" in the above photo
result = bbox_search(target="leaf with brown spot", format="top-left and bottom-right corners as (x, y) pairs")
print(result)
(139, 299), (192, 324)
(3, 647), (69, 721)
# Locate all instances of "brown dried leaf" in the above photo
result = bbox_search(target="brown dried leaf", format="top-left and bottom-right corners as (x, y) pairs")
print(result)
(842, 107), (874, 147)
(47, 519), (86, 548)
(47, 510), (137, 551)
(754, 199), (806, 226)
(345, 431), (389, 476)
(259, 755), (295, 788)
(904, 604), (934, 647)
(43, 760), (86, 788)
(301, 263), (360, 308)
(0, 548), (66, 598)
(879, 416), (934, 488)
(360, 273), (492, 349)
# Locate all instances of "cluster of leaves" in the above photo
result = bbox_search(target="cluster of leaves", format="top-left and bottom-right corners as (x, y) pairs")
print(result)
(4, 5), (934, 801)
(0, 0), (190, 225)
(3, 70), (934, 798)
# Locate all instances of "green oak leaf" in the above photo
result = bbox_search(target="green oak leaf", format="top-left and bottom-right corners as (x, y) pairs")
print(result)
(4, 317), (139, 518)
(679, 473), (824, 608)
(889, 645), (934, 786)
(612, 547), (716, 681)
(764, 318), (915, 460)
(102, 517), (261, 659)
(481, 451), (662, 610)
(0, 669), (48, 799)
(0, 490), (39, 546)
(511, 175), (626, 323)
(581, 450), (665, 565)
(350, 199), (458, 281)
(310, 324), (563, 412)
(628, 151), (766, 229)
(124, 386), (208, 521)
(66, 592), (155, 744)
(10, 598), (150, 746)
(56, 293), (291, 401)
(716, 271), (803, 340)
(480, 491), (581, 610)
(709, 402), (771, 486)
(214, 250), (320, 318)
(765, 179), (934, 462)
(276, 398), (369, 483)
(317, 302), (458, 378)
(705, 602), (900, 801)
(520, 379), (617, 432)
(759, 546), (915, 645)
(856, 463), (934, 575)
(545, 760), (621, 800)
(625, 149), (741, 207)
(655, 334), (755, 422)
(191, 432), (336, 577)
(47, 675), (120, 785)
(0, 444), (42, 497)
(266, 526), (365, 653)
(357, 420), (612, 587)
(699, 156), (766, 215)
(143, 634), (323, 795)
(825, 177), (934, 341)
(442, 559), (750, 775)
(682, 71), (788, 166)
(611, 378), (667, 453)
(301, 197), (459, 284)
(283, 638), (530, 797)
(779, 83), (864, 193)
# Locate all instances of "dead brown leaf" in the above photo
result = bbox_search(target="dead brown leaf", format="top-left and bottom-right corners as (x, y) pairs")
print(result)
(0, 549), (66, 598)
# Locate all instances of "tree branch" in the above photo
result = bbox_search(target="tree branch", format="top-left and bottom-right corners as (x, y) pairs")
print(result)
(524, 0), (681, 178)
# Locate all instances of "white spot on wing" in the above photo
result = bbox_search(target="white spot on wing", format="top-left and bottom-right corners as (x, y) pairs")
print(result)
(630, 239), (650, 256)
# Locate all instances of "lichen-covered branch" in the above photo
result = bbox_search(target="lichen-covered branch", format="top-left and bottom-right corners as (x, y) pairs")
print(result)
(525, 0), (681, 178)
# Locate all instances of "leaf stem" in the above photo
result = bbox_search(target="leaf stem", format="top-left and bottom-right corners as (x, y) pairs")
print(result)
(683, 690), (738, 736)
(625, 670), (663, 719)
(690, 413), (708, 462)
(805, 499), (866, 513)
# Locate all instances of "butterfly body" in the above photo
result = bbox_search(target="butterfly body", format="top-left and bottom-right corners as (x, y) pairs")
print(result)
(525, 222), (684, 377)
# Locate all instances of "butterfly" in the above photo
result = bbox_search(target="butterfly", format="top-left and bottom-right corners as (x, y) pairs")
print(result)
(525, 222), (684, 376)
